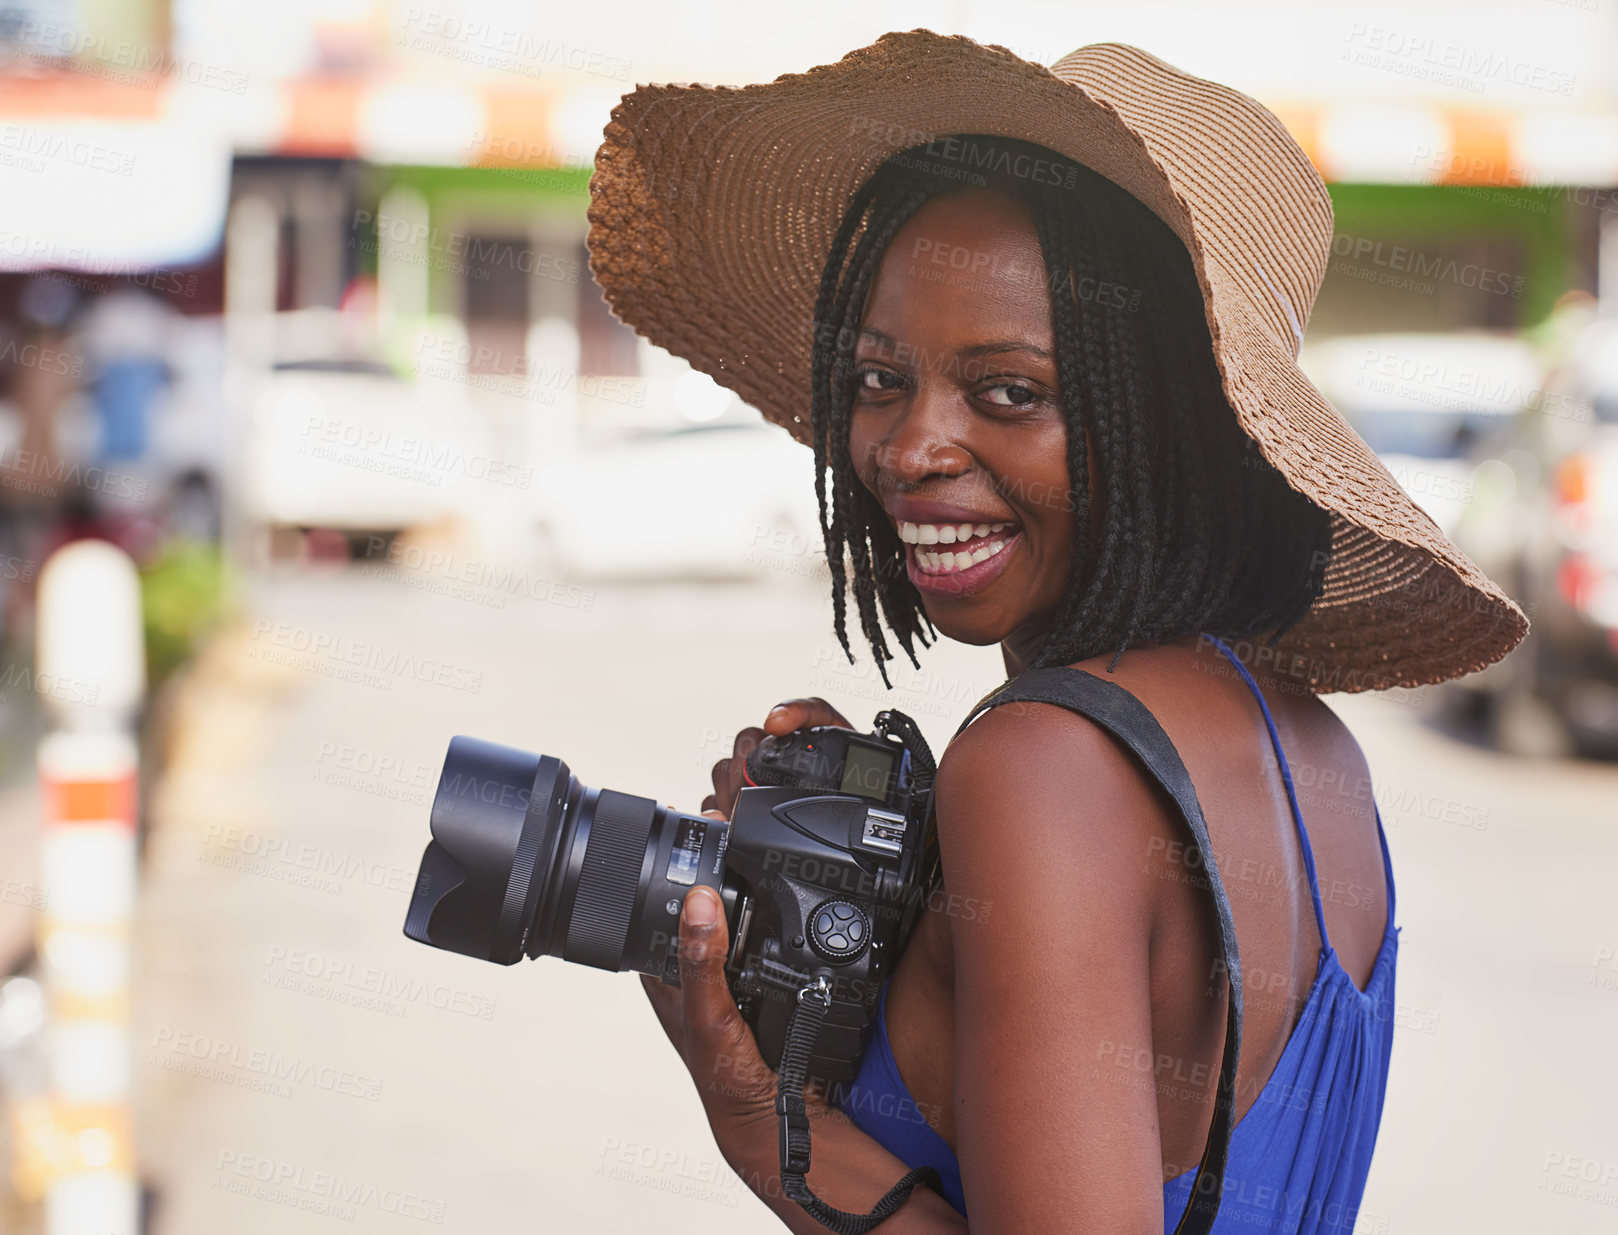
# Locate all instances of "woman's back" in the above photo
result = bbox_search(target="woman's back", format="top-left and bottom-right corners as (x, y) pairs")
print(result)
(845, 633), (1400, 1227)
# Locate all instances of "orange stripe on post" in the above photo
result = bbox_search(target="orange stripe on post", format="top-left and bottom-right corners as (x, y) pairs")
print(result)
(42, 774), (136, 825)
(1437, 112), (1520, 186)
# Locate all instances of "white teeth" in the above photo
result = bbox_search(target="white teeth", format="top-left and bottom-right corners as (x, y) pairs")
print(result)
(913, 537), (1011, 576)
(897, 520), (1013, 546)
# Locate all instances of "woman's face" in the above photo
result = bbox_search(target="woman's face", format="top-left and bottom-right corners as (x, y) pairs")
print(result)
(848, 185), (1096, 665)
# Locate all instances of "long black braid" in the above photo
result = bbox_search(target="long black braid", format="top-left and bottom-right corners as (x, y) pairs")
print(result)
(810, 135), (1332, 686)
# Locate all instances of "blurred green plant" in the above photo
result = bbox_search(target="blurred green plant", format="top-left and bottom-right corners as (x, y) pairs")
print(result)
(139, 536), (235, 695)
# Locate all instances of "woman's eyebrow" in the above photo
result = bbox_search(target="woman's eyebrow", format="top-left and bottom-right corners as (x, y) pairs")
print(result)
(958, 340), (1053, 362)
(856, 328), (1052, 364)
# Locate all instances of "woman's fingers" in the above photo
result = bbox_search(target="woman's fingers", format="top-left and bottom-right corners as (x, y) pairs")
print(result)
(764, 696), (853, 736)
(677, 885), (776, 1114)
(711, 726), (766, 816)
(706, 697), (852, 817)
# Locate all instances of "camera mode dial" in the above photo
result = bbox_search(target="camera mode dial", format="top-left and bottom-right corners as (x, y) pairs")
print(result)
(807, 899), (870, 964)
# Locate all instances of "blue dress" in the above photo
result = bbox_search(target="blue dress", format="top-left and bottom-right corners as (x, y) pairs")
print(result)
(836, 635), (1401, 1231)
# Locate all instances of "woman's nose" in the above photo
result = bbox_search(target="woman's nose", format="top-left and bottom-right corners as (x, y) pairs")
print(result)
(874, 385), (971, 485)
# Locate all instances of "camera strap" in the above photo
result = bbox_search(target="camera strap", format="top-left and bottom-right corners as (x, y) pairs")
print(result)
(777, 976), (943, 1234)
(951, 667), (1244, 1235)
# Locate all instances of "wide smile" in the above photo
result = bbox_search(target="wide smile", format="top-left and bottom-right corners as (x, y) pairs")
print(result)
(897, 520), (1022, 598)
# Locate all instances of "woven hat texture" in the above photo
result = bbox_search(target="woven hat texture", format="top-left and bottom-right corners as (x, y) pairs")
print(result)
(586, 29), (1529, 692)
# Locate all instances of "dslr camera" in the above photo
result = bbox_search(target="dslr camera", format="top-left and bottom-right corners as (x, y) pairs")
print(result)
(403, 709), (939, 1083)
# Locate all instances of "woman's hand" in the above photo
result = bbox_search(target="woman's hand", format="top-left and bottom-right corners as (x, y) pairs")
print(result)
(640, 858), (833, 1171)
(701, 696), (855, 816)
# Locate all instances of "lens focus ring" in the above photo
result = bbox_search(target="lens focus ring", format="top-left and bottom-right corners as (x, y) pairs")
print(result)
(565, 790), (656, 970)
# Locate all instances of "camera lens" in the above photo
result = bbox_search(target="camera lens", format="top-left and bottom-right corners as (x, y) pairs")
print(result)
(404, 736), (730, 976)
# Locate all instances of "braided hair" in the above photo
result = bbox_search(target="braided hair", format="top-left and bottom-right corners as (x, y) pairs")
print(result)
(811, 135), (1333, 688)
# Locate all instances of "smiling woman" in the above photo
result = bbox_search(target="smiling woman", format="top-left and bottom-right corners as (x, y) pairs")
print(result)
(812, 141), (1332, 684)
(585, 29), (1529, 1235)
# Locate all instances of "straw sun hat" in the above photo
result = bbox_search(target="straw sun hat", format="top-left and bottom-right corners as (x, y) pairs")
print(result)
(585, 29), (1528, 692)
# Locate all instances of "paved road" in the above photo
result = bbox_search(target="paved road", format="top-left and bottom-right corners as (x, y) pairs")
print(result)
(132, 564), (1618, 1234)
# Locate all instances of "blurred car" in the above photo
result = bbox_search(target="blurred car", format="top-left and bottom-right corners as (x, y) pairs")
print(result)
(1299, 332), (1544, 536)
(1443, 320), (1618, 756)
(243, 356), (505, 546)
(532, 416), (824, 581)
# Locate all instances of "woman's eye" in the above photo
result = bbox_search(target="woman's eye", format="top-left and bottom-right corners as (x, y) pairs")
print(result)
(981, 382), (1040, 407)
(854, 367), (907, 392)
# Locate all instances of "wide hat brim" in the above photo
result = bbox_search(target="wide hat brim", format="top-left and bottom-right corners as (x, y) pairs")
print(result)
(586, 28), (1529, 693)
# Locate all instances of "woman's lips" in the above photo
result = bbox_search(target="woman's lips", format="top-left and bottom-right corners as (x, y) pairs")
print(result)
(905, 528), (1021, 598)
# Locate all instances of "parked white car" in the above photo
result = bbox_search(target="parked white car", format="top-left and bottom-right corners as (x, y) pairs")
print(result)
(532, 416), (826, 582)
(242, 357), (512, 539)
(1299, 332), (1544, 536)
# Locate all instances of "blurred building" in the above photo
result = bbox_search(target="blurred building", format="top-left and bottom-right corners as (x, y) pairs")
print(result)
(0, 0), (1611, 568)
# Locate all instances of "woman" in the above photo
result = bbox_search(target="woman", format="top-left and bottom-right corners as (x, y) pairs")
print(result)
(590, 33), (1526, 1233)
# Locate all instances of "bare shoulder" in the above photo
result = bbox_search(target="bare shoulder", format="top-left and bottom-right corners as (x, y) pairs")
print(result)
(935, 689), (1185, 919)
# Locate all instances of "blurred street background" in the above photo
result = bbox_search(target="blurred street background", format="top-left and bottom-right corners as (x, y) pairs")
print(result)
(0, 1), (1615, 1233)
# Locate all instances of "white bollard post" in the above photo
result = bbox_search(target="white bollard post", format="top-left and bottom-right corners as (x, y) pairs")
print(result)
(31, 539), (144, 1235)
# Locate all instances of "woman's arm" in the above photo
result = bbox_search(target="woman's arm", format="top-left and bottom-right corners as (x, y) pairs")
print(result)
(642, 881), (968, 1233)
(931, 700), (1177, 1233)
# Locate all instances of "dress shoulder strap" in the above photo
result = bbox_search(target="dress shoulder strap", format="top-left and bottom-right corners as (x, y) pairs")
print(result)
(954, 667), (1240, 1235)
(1202, 635), (1332, 951)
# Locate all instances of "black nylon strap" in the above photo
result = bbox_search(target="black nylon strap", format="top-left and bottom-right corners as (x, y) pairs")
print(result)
(778, 978), (943, 1233)
(953, 668), (1243, 1235)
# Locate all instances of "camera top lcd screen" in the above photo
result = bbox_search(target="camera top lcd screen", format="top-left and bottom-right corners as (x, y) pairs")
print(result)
(839, 742), (896, 799)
